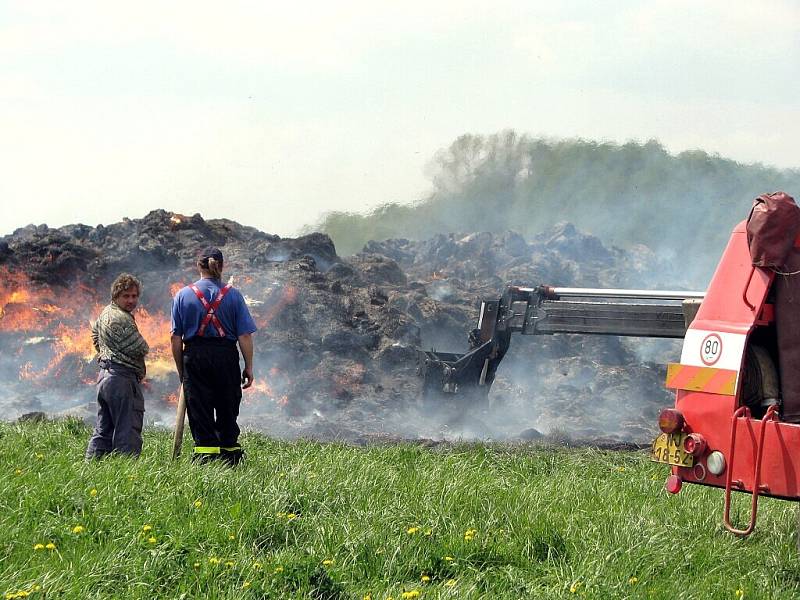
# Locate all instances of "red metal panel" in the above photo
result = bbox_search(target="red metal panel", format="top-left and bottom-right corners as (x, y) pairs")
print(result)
(690, 221), (773, 335)
(672, 221), (799, 500)
(677, 401), (800, 500)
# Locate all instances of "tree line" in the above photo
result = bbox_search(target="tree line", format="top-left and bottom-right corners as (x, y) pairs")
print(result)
(313, 132), (800, 286)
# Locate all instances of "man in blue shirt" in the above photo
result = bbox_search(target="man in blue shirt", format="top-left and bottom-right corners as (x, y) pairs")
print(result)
(170, 247), (257, 465)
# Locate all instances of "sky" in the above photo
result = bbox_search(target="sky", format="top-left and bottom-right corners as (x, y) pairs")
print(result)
(1, 1), (798, 237)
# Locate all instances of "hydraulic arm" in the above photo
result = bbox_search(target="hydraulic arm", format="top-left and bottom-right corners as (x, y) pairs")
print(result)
(417, 285), (705, 402)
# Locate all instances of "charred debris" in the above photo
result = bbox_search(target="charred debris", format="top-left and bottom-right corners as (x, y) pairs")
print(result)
(0, 210), (685, 443)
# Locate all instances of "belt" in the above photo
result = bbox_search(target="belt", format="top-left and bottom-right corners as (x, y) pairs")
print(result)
(183, 337), (237, 348)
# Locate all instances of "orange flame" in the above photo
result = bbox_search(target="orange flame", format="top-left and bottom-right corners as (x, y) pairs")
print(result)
(243, 368), (290, 407)
(1, 268), (178, 386)
(134, 306), (176, 381)
(1, 268), (308, 409)
(255, 286), (298, 330)
(169, 214), (188, 229)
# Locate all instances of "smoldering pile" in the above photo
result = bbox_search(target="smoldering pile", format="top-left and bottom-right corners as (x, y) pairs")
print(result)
(0, 211), (684, 443)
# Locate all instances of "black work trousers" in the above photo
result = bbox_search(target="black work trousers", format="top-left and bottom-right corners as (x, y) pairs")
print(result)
(183, 338), (242, 451)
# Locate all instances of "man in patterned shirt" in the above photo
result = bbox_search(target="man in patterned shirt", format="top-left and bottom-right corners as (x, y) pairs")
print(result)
(85, 273), (150, 458)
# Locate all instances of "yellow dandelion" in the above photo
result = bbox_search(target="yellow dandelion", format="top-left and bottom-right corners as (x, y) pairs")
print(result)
(225, 561), (235, 568)
(147, 537), (157, 544)
(252, 562), (263, 570)
(401, 591), (420, 600)
(735, 591), (745, 599)
(89, 489), (98, 497)
(35, 453), (44, 460)
(193, 500), (203, 508)
(228, 534), (235, 540)
(322, 559), (334, 566)
(45, 543), (56, 550)
(406, 526), (419, 535)
(444, 579), (456, 587)
(193, 562), (200, 569)
(209, 557), (220, 565)
(33, 543), (45, 551)
(444, 556), (454, 562)
(72, 525), (85, 534)
(242, 581), (251, 589)
(286, 513), (297, 521)
(142, 525), (152, 532)
(570, 581), (582, 594)
(421, 575), (431, 583)
(33, 586), (40, 592)
(363, 594), (372, 600)
(424, 528), (432, 536)
(14, 469), (22, 475)
(618, 467), (625, 472)
(276, 512), (286, 518)
(629, 577), (639, 585)
(274, 566), (284, 574)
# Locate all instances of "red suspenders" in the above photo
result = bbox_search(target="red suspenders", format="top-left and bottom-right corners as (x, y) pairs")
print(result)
(189, 283), (232, 337)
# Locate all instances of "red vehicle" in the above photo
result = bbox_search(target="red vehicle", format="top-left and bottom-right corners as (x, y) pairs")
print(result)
(655, 194), (800, 536)
(418, 192), (799, 537)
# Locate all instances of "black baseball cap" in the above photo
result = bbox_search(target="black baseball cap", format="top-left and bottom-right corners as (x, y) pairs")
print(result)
(199, 246), (224, 263)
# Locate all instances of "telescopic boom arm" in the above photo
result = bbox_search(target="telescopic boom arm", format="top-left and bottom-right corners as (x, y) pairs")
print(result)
(417, 284), (705, 402)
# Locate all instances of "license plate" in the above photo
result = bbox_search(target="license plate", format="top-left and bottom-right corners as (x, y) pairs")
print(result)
(651, 433), (694, 467)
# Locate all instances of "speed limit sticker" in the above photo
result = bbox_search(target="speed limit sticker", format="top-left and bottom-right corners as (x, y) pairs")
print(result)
(700, 333), (722, 366)
(681, 329), (744, 372)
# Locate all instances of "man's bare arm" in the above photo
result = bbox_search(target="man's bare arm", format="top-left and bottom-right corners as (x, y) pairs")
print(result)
(171, 334), (184, 381)
(238, 333), (254, 389)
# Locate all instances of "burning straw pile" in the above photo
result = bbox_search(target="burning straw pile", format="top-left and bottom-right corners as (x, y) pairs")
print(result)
(0, 211), (680, 442)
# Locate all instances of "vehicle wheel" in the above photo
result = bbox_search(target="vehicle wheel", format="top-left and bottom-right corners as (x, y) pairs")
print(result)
(740, 345), (780, 419)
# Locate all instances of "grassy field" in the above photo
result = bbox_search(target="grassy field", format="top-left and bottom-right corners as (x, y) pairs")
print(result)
(1, 420), (799, 599)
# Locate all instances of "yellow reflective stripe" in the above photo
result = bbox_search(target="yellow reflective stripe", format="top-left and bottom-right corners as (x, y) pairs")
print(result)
(193, 446), (220, 454)
(220, 446), (241, 451)
(665, 363), (738, 395)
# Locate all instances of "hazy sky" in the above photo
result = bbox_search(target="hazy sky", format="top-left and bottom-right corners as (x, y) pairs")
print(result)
(1, 1), (798, 237)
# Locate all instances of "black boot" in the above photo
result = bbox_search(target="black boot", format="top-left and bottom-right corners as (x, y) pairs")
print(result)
(220, 447), (245, 467)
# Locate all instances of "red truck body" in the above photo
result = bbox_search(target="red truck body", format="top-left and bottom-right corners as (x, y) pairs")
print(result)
(663, 219), (800, 534)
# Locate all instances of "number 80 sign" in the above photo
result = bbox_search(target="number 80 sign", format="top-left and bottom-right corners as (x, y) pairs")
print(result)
(700, 333), (722, 366)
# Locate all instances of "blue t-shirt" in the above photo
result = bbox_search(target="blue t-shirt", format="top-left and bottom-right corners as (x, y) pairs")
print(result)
(171, 278), (257, 341)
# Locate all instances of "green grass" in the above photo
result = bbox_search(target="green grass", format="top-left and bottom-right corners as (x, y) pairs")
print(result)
(1, 420), (799, 599)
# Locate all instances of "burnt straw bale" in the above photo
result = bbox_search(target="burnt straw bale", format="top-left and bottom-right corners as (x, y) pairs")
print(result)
(0, 212), (683, 442)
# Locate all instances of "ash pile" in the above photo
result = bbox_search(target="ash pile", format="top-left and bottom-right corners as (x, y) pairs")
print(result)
(0, 211), (682, 443)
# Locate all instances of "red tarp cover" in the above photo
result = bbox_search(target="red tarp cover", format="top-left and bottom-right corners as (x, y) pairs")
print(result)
(747, 192), (800, 269)
(747, 192), (800, 422)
